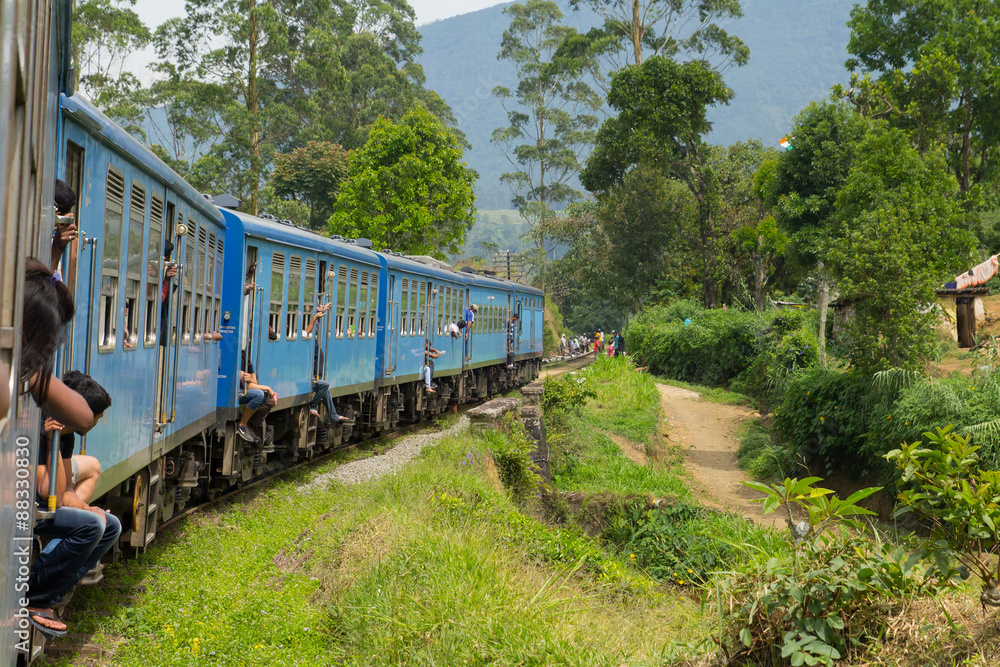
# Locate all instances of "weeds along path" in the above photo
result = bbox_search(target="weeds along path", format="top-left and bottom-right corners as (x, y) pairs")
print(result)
(657, 384), (781, 528)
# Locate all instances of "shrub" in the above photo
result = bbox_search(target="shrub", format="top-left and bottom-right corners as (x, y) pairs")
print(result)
(736, 419), (794, 481)
(887, 427), (1000, 608)
(483, 413), (541, 501)
(728, 477), (939, 666)
(542, 371), (596, 420)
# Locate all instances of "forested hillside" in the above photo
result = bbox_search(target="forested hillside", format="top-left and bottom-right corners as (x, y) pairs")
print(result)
(418, 0), (855, 209)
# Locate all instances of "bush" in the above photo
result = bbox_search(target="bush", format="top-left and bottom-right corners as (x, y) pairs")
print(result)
(542, 371), (596, 421)
(736, 419), (794, 481)
(483, 413), (541, 501)
(626, 304), (820, 408)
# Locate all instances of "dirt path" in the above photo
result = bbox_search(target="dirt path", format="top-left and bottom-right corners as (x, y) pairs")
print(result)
(657, 384), (782, 528)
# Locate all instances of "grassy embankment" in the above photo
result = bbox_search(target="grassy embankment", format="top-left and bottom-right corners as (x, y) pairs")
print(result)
(45, 358), (725, 666)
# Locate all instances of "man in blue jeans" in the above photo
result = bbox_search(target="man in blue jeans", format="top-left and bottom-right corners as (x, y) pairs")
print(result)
(29, 371), (121, 638)
(302, 303), (349, 425)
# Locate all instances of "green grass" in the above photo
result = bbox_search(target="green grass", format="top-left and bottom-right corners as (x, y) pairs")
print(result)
(44, 411), (708, 666)
(656, 376), (751, 406)
(735, 418), (795, 482)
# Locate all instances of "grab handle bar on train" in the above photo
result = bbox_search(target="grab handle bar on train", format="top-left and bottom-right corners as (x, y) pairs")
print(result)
(47, 429), (61, 511)
(81, 235), (98, 455)
(169, 263), (184, 422)
(254, 286), (264, 380)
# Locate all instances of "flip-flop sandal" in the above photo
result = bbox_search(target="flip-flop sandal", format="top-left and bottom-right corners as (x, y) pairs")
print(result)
(28, 609), (67, 638)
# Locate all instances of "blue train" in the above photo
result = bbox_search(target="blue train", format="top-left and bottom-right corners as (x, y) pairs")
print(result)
(0, 2), (543, 661)
(57, 92), (543, 545)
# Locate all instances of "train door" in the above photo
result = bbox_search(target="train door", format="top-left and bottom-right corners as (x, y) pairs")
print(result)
(385, 274), (397, 375)
(317, 260), (328, 379)
(530, 298), (536, 349)
(425, 281), (436, 347)
(464, 287), (472, 364)
(515, 298), (523, 353)
(155, 201), (178, 426)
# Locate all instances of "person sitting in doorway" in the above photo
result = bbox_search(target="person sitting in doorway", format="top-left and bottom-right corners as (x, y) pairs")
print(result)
(237, 357), (277, 443)
(29, 372), (119, 639)
(422, 339), (442, 393)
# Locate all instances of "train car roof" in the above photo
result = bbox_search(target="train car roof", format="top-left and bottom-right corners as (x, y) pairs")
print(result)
(394, 253), (542, 295)
(221, 208), (382, 265)
(60, 93), (223, 224)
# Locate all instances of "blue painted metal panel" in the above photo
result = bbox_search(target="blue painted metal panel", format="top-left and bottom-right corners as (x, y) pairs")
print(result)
(61, 108), (224, 491)
(217, 209), (383, 409)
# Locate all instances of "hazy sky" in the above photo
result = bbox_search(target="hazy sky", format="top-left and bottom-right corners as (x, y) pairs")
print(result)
(127, 0), (506, 84)
(133, 0), (506, 33)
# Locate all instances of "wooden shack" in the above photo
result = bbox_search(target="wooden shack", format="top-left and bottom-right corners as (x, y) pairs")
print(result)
(936, 287), (988, 348)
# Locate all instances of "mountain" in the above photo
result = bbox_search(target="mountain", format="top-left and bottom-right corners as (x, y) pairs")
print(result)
(417, 0), (857, 210)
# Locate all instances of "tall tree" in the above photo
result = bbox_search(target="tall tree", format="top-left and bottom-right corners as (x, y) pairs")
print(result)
(492, 0), (603, 292)
(569, 0), (748, 68)
(581, 56), (731, 306)
(765, 101), (869, 360)
(72, 0), (151, 133)
(844, 0), (1000, 206)
(329, 107), (477, 257)
(270, 141), (350, 230)
(828, 126), (975, 373)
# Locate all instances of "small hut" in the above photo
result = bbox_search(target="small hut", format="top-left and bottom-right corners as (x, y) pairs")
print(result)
(936, 287), (988, 348)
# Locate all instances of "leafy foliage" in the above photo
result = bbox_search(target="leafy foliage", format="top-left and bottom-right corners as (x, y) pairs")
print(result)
(329, 107), (476, 257)
(270, 141), (350, 230)
(844, 0), (1000, 204)
(887, 426), (1000, 608)
(729, 477), (936, 667)
(827, 125), (976, 374)
(481, 413), (542, 502)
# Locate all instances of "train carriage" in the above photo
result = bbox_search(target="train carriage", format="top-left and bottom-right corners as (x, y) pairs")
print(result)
(216, 209), (385, 465)
(57, 92), (227, 546)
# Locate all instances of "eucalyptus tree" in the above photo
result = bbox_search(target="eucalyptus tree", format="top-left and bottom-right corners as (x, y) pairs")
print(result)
(568, 0), (748, 70)
(492, 0), (603, 291)
(72, 0), (151, 133)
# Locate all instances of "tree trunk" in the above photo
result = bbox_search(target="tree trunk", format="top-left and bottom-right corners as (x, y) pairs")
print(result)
(754, 234), (765, 311)
(817, 261), (829, 368)
(247, 0), (260, 215)
(631, 0), (642, 65)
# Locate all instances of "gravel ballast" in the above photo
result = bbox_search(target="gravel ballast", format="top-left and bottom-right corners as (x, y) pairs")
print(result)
(301, 415), (471, 490)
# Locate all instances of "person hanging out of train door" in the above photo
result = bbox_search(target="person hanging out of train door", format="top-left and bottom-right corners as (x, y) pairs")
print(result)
(506, 313), (519, 369)
(50, 179), (78, 279)
(463, 302), (477, 361)
(302, 302), (349, 425)
(422, 339), (442, 393)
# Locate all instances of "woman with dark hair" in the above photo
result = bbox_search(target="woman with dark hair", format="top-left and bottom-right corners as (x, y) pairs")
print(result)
(22, 258), (93, 430)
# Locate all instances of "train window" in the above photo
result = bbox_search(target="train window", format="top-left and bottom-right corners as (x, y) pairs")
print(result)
(437, 286), (444, 335)
(98, 166), (126, 353)
(303, 258), (316, 338)
(182, 219), (195, 344)
(193, 226), (207, 343)
(369, 272), (378, 337)
(287, 255), (301, 340)
(270, 252), (285, 341)
(418, 281), (427, 335)
(347, 268), (358, 338)
(409, 279), (418, 335)
(122, 181), (146, 351)
(215, 239), (224, 336)
(358, 270), (369, 338)
(144, 194), (164, 347)
(206, 233), (216, 337)
(64, 141), (85, 292)
(399, 278), (409, 337)
(336, 266), (347, 338)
